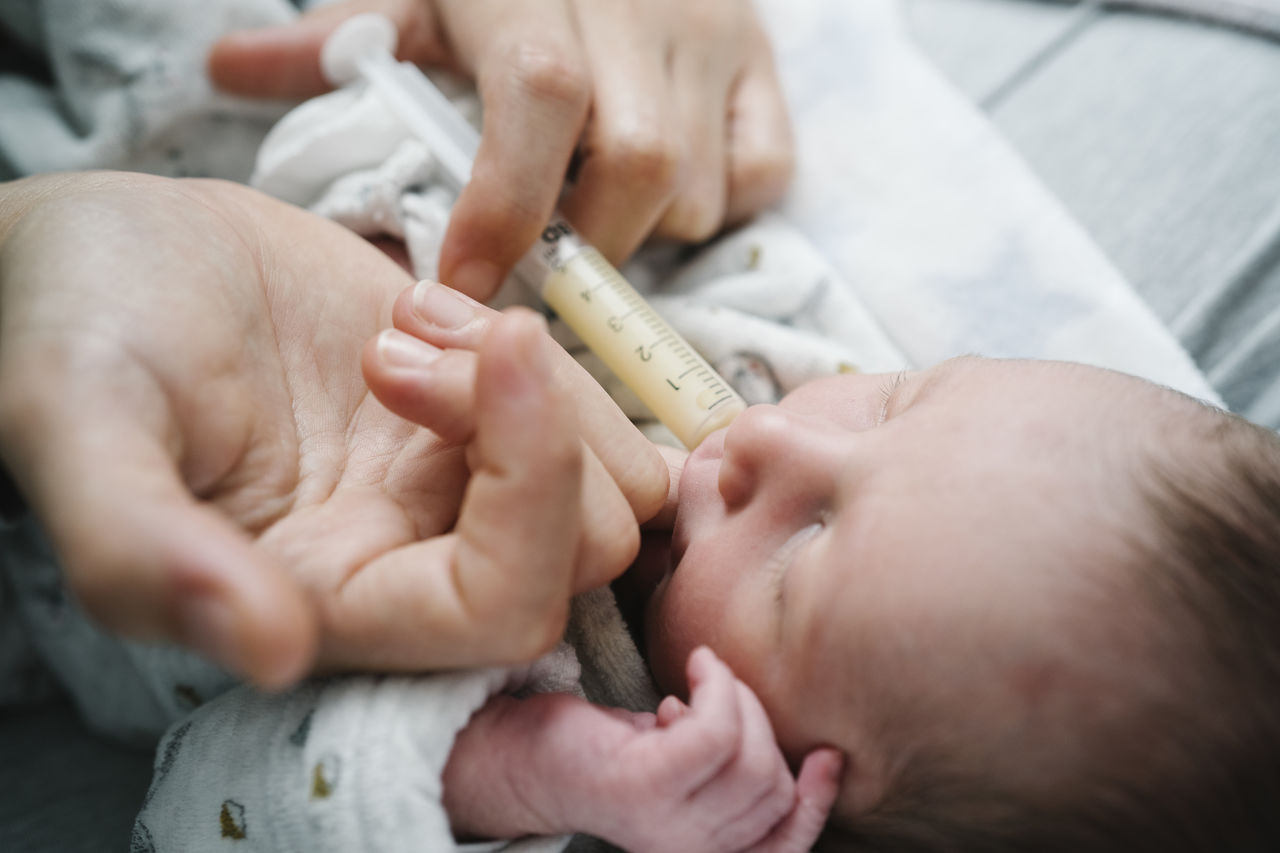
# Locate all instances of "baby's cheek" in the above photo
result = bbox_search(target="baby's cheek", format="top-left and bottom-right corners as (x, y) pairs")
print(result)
(644, 579), (699, 698)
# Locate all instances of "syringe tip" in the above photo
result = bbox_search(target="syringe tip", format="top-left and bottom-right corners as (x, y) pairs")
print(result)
(321, 12), (398, 87)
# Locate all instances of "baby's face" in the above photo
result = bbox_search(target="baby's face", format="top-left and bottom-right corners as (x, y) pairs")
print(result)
(646, 357), (1196, 813)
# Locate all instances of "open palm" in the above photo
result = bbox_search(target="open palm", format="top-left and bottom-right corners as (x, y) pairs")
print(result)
(0, 173), (663, 683)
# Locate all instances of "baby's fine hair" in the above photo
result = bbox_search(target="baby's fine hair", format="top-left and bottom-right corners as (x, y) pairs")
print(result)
(817, 406), (1280, 853)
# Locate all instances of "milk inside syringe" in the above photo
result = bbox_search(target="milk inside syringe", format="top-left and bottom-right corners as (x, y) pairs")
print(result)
(321, 13), (746, 449)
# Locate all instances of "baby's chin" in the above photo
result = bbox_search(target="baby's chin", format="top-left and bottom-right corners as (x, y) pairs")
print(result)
(641, 565), (706, 700)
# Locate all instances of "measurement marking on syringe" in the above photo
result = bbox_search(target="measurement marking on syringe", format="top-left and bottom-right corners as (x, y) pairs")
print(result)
(645, 331), (675, 347)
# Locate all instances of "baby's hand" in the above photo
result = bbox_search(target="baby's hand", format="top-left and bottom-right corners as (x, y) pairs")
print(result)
(443, 647), (840, 850)
(583, 647), (842, 852)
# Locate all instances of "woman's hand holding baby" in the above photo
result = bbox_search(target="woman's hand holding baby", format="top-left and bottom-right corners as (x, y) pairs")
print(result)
(208, 0), (794, 301)
(0, 173), (666, 685)
(443, 647), (842, 851)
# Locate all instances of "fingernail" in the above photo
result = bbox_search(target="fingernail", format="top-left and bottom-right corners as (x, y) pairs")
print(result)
(376, 329), (441, 369)
(449, 259), (503, 301)
(176, 593), (240, 674)
(413, 280), (478, 329)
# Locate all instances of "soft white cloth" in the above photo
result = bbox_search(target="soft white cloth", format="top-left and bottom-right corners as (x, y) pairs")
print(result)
(129, 588), (650, 853)
(123, 588), (652, 853)
(132, 656), (578, 853)
(0, 0), (306, 181)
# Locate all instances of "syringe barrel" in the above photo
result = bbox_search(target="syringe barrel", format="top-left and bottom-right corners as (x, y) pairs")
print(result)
(514, 216), (746, 448)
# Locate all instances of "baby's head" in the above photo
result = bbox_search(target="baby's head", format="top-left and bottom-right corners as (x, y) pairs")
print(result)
(645, 356), (1280, 850)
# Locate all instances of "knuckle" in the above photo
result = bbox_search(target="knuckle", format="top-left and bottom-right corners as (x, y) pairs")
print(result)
(661, 194), (725, 244)
(700, 719), (739, 761)
(728, 145), (796, 220)
(733, 144), (795, 200)
(493, 43), (590, 112)
(740, 750), (783, 794)
(595, 132), (682, 192)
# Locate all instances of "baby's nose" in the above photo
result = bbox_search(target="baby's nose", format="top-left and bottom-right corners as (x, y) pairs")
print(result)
(718, 404), (843, 508)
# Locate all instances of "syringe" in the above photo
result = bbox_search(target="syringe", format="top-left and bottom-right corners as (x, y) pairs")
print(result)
(321, 13), (746, 449)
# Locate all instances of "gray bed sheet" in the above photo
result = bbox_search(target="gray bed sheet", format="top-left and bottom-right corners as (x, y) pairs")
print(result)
(2, 2), (1278, 851)
(0, 700), (152, 852)
(906, 0), (1280, 429)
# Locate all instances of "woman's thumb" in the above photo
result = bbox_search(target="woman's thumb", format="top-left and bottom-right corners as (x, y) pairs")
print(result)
(34, 464), (317, 689)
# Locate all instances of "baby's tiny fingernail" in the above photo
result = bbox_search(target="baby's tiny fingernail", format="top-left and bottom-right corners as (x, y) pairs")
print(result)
(413, 280), (478, 329)
(377, 329), (441, 369)
(449, 260), (503, 301)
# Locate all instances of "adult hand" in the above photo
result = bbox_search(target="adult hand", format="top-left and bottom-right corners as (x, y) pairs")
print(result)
(209, 0), (795, 301)
(0, 172), (666, 686)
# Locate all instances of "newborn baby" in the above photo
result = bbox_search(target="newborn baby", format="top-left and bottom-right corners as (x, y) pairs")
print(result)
(399, 290), (1280, 851)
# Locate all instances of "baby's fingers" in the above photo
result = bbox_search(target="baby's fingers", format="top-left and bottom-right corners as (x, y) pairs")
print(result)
(656, 694), (690, 727)
(639, 647), (744, 794)
(746, 749), (844, 853)
(686, 678), (796, 849)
